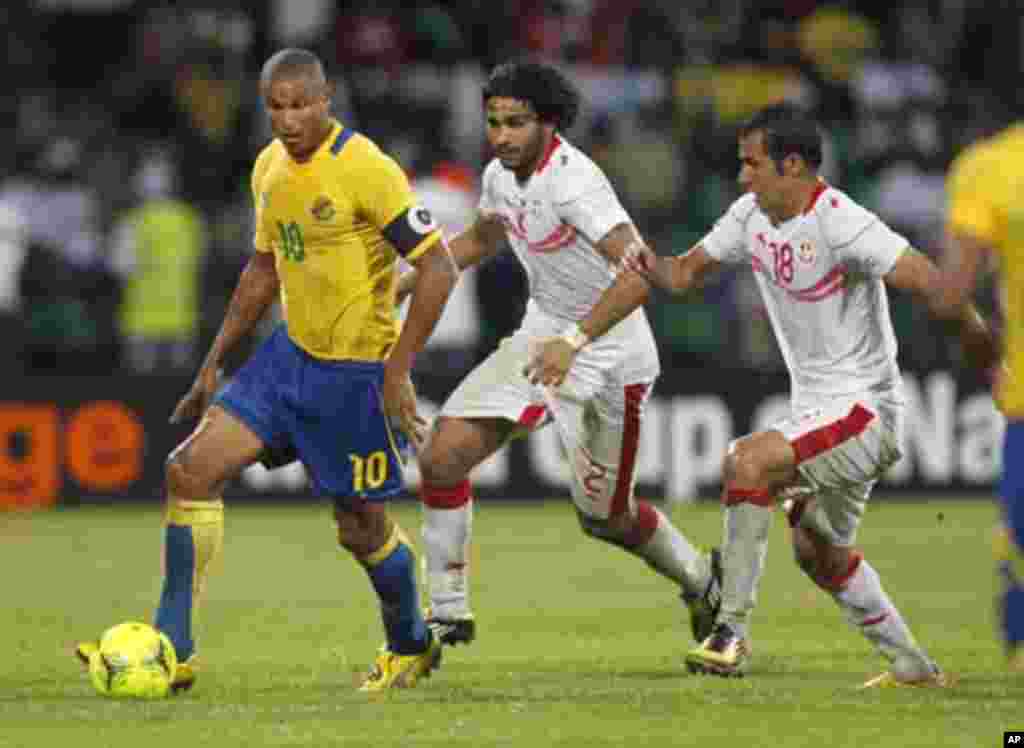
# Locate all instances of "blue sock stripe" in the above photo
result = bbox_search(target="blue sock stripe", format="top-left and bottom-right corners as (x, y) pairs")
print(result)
(155, 524), (196, 661)
(363, 541), (429, 655)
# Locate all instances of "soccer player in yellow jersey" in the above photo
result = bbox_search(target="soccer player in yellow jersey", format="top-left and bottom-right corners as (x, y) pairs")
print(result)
(937, 120), (1024, 669)
(75, 48), (457, 691)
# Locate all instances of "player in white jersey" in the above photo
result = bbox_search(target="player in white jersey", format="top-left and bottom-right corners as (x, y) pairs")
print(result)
(618, 104), (993, 686)
(398, 62), (721, 651)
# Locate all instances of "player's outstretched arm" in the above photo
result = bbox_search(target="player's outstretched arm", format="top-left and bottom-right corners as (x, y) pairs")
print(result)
(385, 241), (458, 446)
(885, 245), (1000, 373)
(171, 251), (280, 424)
(624, 242), (720, 298)
(394, 214), (506, 306)
(929, 229), (992, 319)
(581, 230), (720, 344)
(525, 224), (721, 387)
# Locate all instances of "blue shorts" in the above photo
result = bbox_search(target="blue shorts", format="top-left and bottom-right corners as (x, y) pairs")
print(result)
(214, 325), (408, 504)
(1001, 420), (1024, 545)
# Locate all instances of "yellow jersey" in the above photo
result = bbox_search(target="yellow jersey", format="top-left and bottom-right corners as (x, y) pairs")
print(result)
(251, 120), (441, 361)
(946, 123), (1024, 416)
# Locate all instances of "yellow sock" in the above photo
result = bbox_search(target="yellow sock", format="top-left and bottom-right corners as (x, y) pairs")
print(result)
(156, 499), (224, 660)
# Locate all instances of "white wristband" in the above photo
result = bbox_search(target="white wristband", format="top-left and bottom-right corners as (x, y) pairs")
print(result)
(560, 323), (590, 352)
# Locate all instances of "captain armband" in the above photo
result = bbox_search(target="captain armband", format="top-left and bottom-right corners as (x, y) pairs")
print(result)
(382, 203), (441, 258)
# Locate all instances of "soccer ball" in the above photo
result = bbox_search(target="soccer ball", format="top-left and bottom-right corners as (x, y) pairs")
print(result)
(88, 622), (177, 700)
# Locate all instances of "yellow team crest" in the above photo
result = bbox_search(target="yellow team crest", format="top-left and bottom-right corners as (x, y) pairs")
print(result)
(311, 195), (335, 222)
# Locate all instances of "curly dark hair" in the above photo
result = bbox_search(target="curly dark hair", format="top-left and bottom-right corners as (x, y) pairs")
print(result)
(482, 61), (580, 131)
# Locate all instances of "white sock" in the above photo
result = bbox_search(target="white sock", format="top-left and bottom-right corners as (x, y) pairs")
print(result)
(719, 499), (773, 640)
(833, 558), (935, 677)
(421, 500), (473, 620)
(633, 502), (709, 597)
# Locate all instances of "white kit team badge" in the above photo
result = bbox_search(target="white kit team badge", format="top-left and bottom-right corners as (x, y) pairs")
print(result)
(798, 240), (816, 265)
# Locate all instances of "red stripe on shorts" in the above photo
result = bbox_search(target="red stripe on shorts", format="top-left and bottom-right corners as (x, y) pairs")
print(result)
(609, 383), (648, 517)
(791, 404), (875, 465)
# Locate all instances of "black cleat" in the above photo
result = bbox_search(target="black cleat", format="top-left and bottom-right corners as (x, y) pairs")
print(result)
(425, 612), (476, 647)
(682, 547), (723, 644)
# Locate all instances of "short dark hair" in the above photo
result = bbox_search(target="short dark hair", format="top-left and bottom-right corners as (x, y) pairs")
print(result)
(482, 61), (580, 131)
(261, 48), (325, 87)
(739, 103), (823, 171)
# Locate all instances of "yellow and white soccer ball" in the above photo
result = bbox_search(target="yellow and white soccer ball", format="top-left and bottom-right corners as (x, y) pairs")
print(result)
(88, 622), (177, 700)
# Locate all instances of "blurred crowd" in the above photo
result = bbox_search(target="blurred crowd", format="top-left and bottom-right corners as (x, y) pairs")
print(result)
(1, 0), (1017, 379)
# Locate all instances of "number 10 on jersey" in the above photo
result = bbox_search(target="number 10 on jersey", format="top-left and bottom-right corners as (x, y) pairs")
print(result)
(349, 450), (388, 492)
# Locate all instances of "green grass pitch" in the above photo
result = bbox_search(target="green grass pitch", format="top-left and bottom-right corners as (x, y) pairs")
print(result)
(2, 496), (1020, 747)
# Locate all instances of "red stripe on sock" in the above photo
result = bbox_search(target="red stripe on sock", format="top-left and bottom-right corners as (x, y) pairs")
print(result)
(860, 613), (888, 627)
(791, 404), (875, 464)
(421, 480), (472, 509)
(621, 500), (659, 547)
(820, 551), (863, 591)
(723, 487), (774, 507)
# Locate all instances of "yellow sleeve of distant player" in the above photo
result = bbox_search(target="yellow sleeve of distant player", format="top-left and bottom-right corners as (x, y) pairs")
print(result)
(946, 143), (1003, 247)
(349, 140), (441, 262)
(250, 146), (274, 254)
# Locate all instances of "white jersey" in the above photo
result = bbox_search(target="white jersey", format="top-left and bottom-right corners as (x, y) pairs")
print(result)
(479, 134), (659, 382)
(702, 183), (908, 405)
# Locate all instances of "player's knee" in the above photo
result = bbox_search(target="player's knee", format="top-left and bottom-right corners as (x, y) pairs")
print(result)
(576, 510), (628, 545)
(334, 506), (390, 558)
(790, 526), (819, 578)
(417, 447), (450, 486)
(165, 449), (212, 500)
(418, 439), (467, 487)
(792, 531), (853, 589)
(722, 445), (764, 488)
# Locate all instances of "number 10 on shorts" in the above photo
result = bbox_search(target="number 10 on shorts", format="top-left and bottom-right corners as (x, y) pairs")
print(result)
(349, 450), (388, 492)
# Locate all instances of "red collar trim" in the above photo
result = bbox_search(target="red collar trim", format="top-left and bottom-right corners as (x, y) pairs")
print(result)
(804, 180), (828, 213)
(535, 133), (562, 174)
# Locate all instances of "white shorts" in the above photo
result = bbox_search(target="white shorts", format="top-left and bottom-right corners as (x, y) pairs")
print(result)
(773, 393), (904, 546)
(440, 307), (659, 520)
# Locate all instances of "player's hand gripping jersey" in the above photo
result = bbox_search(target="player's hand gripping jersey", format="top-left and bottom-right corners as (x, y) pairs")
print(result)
(251, 120), (441, 361)
(703, 183), (908, 407)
